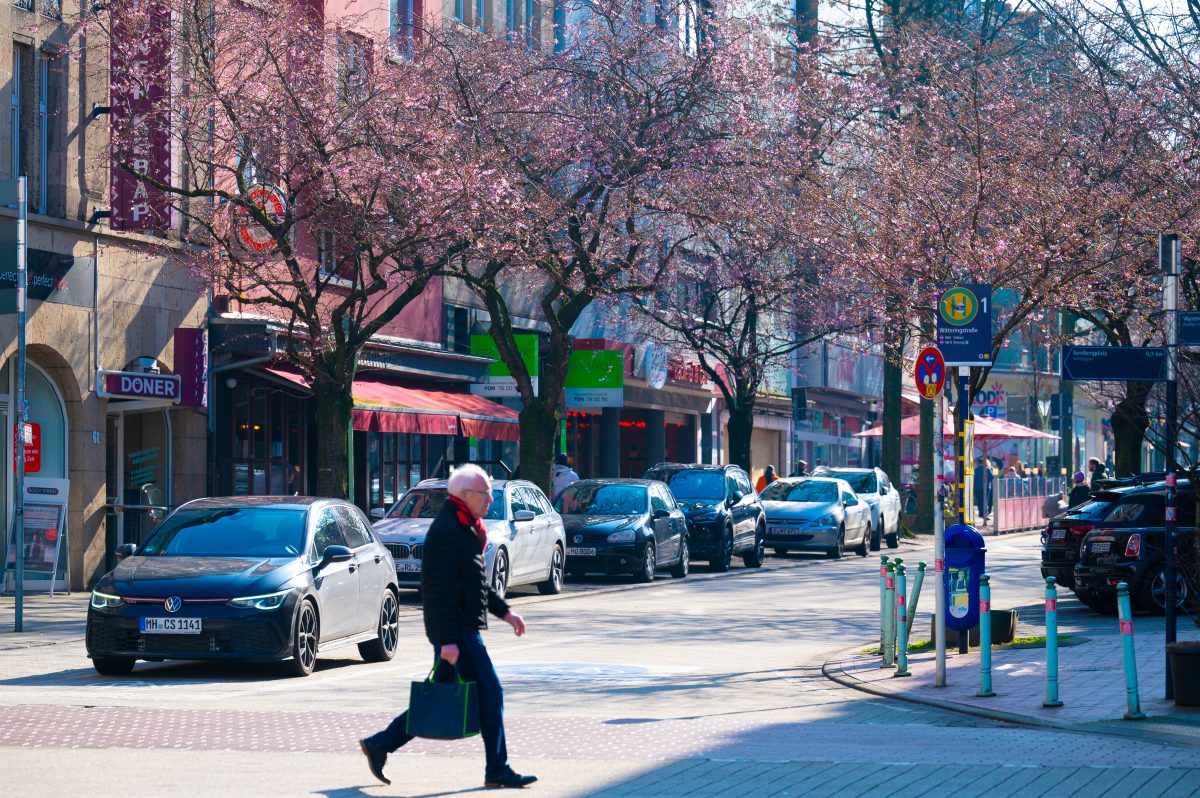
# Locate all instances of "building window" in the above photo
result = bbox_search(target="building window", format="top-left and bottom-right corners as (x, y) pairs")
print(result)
(40, 0), (60, 19)
(454, 0), (464, 23)
(229, 382), (306, 497)
(336, 33), (370, 103)
(42, 50), (66, 217)
(445, 303), (471, 354)
(318, 229), (338, 276)
(392, 0), (419, 58)
(12, 0), (34, 11)
(524, 0), (538, 50)
(476, 0), (486, 31)
(506, 0), (515, 39)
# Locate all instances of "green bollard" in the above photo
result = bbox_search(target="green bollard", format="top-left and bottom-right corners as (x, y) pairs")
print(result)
(1117, 582), (1146, 720)
(879, 555), (890, 655)
(977, 574), (995, 697)
(1043, 577), (1063, 707)
(906, 561), (926, 639)
(882, 562), (896, 668)
(894, 564), (911, 677)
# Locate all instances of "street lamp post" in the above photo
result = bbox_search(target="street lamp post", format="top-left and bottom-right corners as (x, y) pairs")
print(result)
(1161, 232), (1180, 700)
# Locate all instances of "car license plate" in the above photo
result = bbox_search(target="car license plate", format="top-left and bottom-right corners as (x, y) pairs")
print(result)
(394, 560), (422, 573)
(1051, 529), (1066, 540)
(140, 617), (202, 634)
(769, 526), (799, 536)
(566, 547), (596, 556)
(1091, 541), (1111, 553)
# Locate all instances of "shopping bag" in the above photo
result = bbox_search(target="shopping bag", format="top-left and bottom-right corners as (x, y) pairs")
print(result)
(405, 660), (480, 740)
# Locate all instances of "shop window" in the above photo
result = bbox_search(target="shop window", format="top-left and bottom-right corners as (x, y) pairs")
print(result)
(228, 381), (306, 497)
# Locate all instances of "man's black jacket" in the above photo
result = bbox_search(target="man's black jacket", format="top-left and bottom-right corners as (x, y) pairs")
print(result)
(421, 499), (510, 645)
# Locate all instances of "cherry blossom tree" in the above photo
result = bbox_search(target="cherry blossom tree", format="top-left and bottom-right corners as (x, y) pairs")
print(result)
(96, 0), (472, 497)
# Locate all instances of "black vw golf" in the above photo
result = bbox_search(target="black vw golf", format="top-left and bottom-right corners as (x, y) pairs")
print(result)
(86, 497), (402, 677)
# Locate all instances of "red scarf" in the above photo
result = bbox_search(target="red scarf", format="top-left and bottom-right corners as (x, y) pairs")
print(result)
(448, 494), (488, 552)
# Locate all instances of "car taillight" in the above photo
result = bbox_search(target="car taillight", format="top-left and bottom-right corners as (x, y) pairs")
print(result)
(1068, 524), (1094, 536)
(1125, 534), (1142, 558)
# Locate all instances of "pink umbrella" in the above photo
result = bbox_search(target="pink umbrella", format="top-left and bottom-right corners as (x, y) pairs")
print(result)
(856, 415), (1056, 439)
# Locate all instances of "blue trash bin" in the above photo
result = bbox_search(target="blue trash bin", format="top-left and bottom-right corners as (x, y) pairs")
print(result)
(944, 523), (986, 633)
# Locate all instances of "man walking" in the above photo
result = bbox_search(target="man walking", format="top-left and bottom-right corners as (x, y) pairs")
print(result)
(360, 464), (537, 789)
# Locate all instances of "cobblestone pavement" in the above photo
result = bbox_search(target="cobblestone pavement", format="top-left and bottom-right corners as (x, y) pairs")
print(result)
(3, 533), (1200, 797)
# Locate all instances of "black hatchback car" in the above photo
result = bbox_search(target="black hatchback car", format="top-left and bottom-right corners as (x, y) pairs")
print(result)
(87, 497), (402, 677)
(555, 479), (689, 581)
(643, 463), (766, 571)
(1074, 486), (1194, 614)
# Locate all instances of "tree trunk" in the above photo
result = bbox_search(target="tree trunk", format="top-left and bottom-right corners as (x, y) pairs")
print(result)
(881, 334), (903, 487)
(518, 397), (558, 498)
(726, 399), (755, 472)
(916, 392), (934, 534)
(313, 375), (355, 499)
(1111, 381), (1152, 477)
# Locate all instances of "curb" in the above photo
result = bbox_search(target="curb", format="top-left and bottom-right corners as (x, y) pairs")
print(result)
(822, 645), (1200, 750)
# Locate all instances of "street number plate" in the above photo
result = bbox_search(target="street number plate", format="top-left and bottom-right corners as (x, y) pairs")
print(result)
(140, 617), (202, 634)
(394, 560), (421, 573)
(1091, 541), (1111, 553)
(566, 547), (596, 557)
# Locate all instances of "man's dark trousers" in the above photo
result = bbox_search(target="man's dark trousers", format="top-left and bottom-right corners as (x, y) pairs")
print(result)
(365, 632), (508, 777)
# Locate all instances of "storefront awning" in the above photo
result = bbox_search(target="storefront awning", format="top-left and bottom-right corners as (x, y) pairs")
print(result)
(266, 369), (520, 441)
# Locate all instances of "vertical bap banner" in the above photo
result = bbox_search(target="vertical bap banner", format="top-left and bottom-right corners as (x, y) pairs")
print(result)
(110, 0), (173, 232)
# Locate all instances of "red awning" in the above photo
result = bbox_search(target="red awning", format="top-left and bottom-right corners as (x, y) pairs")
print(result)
(266, 369), (520, 441)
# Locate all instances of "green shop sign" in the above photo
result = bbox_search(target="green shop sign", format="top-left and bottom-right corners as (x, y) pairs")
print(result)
(566, 350), (624, 408)
(469, 334), (539, 397)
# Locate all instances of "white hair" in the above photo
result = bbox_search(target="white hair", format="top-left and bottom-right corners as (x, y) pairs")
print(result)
(447, 463), (492, 499)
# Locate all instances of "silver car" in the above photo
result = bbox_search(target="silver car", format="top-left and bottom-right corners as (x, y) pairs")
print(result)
(372, 479), (566, 599)
(760, 477), (872, 559)
(811, 466), (901, 550)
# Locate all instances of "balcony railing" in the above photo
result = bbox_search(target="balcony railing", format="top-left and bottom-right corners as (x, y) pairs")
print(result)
(12, 0), (34, 11)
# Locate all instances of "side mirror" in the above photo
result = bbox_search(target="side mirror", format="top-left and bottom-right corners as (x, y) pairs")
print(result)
(729, 490), (744, 504)
(116, 543), (137, 560)
(369, 507), (386, 520)
(652, 508), (671, 520)
(513, 509), (536, 522)
(316, 545), (353, 570)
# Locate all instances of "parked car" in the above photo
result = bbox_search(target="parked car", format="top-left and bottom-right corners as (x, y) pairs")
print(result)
(809, 466), (900, 550)
(86, 497), (401, 677)
(643, 463), (766, 571)
(759, 477), (871, 558)
(1074, 485), (1195, 614)
(373, 479), (566, 599)
(1040, 492), (1127, 589)
(554, 479), (689, 581)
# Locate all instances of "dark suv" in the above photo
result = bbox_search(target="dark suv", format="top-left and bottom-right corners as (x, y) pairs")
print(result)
(643, 463), (766, 571)
(1041, 492), (1128, 589)
(1073, 484), (1194, 614)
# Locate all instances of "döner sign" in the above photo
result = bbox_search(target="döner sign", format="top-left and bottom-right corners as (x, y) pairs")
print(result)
(99, 371), (181, 402)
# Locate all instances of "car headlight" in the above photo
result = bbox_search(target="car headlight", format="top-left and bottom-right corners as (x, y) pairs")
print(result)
(228, 589), (292, 610)
(607, 529), (636, 543)
(817, 515), (836, 527)
(90, 590), (125, 610)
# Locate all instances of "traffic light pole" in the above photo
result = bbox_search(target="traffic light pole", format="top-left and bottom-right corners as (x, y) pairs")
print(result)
(1161, 233), (1180, 700)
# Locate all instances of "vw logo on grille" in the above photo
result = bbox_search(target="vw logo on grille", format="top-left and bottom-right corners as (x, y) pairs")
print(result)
(573, 534), (583, 544)
(163, 596), (183, 613)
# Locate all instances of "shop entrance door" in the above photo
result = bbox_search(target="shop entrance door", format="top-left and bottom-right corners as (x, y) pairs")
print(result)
(105, 411), (172, 561)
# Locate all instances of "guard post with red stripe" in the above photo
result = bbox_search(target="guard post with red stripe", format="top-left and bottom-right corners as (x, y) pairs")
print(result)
(1043, 577), (1063, 707)
(894, 563), (911, 677)
(977, 574), (995, 697)
(1117, 582), (1147, 720)
(882, 562), (896, 668)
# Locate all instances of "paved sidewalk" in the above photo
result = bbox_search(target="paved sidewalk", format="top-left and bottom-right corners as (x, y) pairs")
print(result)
(825, 620), (1200, 748)
(0, 592), (87, 650)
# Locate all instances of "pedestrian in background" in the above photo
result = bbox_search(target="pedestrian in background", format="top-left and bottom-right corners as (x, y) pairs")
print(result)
(551, 453), (579, 500)
(755, 464), (778, 493)
(1088, 456), (1107, 488)
(974, 458), (992, 525)
(360, 464), (537, 790)
(791, 460), (809, 477)
(1067, 471), (1090, 507)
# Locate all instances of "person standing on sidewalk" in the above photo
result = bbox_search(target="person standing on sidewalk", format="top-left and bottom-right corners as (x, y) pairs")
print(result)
(755, 465), (778, 493)
(360, 464), (537, 789)
(551, 453), (579, 501)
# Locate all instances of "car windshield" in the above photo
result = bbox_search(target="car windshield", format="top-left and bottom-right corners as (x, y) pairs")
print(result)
(138, 507), (308, 558)
(761, 480), (838, 503)
(387, 489), (505, 521)
(555, 484), (648, 516)
(823, 471), (877, 494)
(662, 470), (725, 501)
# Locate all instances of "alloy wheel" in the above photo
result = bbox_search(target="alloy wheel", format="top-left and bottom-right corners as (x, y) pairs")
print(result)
(296, 603), (318, 674)
(492, 550), (509, 599)
(1150, 568), (1188, 612)
(378, 591), (399, 655)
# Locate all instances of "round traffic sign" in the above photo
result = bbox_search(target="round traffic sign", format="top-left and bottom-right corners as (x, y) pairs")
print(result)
(939, 286), (979, 327)
(914, 346), (945, 399)
(234, 184), (287, 253)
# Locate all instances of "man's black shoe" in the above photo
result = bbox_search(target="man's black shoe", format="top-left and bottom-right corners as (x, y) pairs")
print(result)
(484, 770), (538, 788)
(359, 739), (391, 786)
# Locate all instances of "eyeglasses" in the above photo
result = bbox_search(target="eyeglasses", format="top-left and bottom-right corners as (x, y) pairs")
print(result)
(463, 488), (493, 498)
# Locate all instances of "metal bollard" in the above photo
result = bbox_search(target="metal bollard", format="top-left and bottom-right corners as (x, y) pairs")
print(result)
(882, 562), (896, 668)
(1117, 582), (1146, 720)
(1043, 577), (1063, 707)
(977, 574), (995, 697)
(895, 564), (911, 677)
(879, 555), (890, 654)
(906, 561), (926, 638)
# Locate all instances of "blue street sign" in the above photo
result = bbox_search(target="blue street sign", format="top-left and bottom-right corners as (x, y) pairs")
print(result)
(937, 284), (992, 366)
(1061, 346), (1167, 382)
(1178, 312), (1200, 346)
